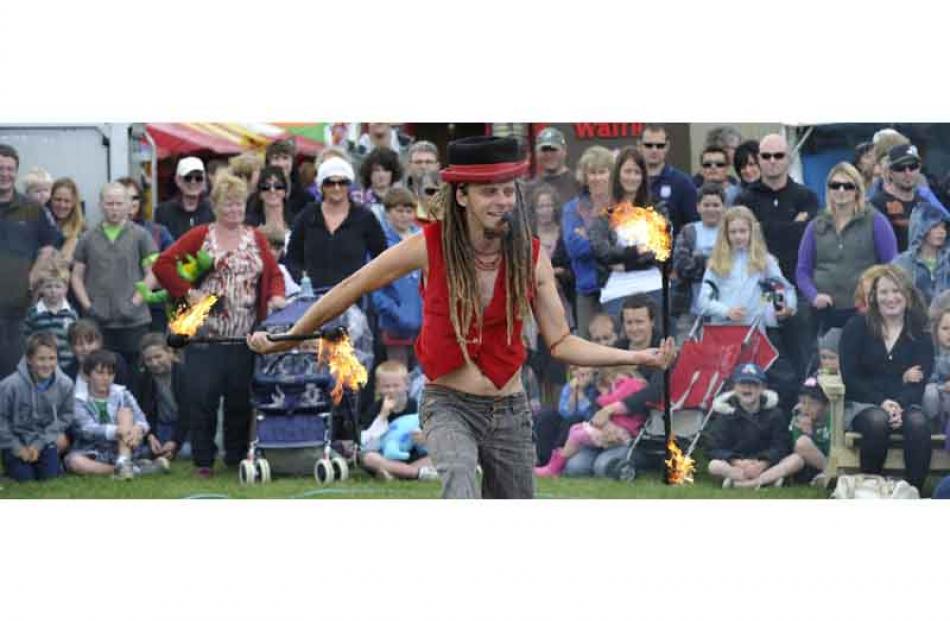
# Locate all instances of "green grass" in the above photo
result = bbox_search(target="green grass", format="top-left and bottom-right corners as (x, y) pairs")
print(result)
(0, 458), (832, 500)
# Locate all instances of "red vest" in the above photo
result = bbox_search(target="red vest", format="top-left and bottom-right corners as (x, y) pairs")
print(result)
(414, 222), (540, 389)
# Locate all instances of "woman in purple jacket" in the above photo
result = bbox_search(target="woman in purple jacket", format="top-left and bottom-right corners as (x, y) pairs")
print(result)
(796, 162), (897, 335)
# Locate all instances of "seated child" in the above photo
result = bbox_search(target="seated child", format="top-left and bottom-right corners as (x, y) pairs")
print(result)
(359, 360), (437, 481)
(924, 303), (950, 440)
(535, 366), (646, 478)
(23, 256), (78, 370)
(0, 332), (74, 481)
(532, 365), (597, 467)
(133, 332), (190, 461)
(65, 349), (165, 479)
(64, 319), (131, 387)
(258, 222), (300, 298)
(785, 376), (832, 485)
(706, 363), (796, 489)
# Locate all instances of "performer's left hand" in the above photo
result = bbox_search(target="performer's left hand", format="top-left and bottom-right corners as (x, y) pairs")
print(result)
(635, 337), (676, 369)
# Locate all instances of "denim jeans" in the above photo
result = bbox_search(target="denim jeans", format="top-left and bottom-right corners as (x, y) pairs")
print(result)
(564, 445), (629, 477)
(2, 444), (61, 482)
(420, 384), (536, 499)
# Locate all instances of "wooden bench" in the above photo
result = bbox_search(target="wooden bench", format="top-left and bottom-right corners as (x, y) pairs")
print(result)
(820, 373), (950, 479)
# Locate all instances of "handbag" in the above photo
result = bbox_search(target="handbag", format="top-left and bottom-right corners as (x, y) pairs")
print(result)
(831, 474), (920, 499)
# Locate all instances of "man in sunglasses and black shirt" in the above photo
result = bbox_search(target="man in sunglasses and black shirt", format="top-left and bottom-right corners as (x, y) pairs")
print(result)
(734, 133), (818, 285)
(155, 156), (214, 241)
(638, 124), (698, 236)
(735, 133), (819, 379)
(869, 143), (938, 252)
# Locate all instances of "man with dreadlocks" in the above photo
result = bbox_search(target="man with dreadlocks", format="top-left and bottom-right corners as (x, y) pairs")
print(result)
(249, 136), (675, 498)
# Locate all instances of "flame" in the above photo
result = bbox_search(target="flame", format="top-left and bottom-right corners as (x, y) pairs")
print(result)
(664, 436), (696, 485)
(168, 295), (218, 337)
(317, 334), (368, 405)
(609, 202), (672, 262)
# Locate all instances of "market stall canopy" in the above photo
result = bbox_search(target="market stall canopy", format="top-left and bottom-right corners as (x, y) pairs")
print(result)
(145, 123), (323, 158)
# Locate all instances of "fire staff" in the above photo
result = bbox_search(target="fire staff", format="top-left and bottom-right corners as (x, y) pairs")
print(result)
(249, 136), (674, 499)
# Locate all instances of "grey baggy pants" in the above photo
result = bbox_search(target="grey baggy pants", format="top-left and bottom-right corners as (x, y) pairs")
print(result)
(420, 384), (536, 499)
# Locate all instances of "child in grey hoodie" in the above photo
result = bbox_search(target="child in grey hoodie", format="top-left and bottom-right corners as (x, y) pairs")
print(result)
(0, 332), (74, 481)
(924, 299), (950, 442)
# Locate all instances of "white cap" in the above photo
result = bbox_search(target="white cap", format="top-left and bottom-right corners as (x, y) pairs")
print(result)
(176, 156), (205, 177)
(316, 157), (355, 187)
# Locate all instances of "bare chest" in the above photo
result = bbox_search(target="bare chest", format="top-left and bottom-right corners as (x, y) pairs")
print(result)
(476, 268), (498, 309)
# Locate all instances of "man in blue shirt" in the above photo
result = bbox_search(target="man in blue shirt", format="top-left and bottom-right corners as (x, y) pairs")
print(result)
(638, 124), (698, 236)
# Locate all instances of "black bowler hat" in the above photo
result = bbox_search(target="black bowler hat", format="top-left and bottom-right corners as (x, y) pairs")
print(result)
(440, 136), (529, 183)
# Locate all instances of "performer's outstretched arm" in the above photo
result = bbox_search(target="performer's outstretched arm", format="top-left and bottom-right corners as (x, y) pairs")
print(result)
(248, 233), (427, 354)
(532, 249), (674, 369)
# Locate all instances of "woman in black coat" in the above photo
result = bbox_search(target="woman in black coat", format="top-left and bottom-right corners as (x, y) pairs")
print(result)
(840, 265), (934, 490)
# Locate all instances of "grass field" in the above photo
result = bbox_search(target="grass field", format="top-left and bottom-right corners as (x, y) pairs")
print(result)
(0, 458), (833, 500)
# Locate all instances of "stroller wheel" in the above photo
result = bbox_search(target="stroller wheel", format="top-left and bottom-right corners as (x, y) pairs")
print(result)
(314, 458), (335, 485)
(257, 458), (271, 484)
(614, 461), (637, 483)
(239, 459), (257, 485)
(331, 456), (349, 481)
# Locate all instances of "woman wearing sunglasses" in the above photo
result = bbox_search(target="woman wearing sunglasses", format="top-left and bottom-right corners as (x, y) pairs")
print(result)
(286, 158), (387, 290)
(244, 166), (291, 230)
(796, 162), (897, 334)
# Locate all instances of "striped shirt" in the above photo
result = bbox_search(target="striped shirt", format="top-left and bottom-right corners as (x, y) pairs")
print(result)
(23, 299), (79, 368)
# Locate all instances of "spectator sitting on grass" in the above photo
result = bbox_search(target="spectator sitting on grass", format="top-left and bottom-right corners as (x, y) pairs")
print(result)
(64, 319), (130, 387)
(706, 363), (796, 489)
(65, 349), (166, 480)
(535, 366), (646, 478)
(0, 332), (74, 482)
(133, 333), (190, 462)
(359, 360), (437, 481)
(23, 255), (78, 370)
(785, 376), (832, 486)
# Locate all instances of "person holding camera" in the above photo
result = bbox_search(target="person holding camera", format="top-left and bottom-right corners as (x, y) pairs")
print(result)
(795, 162), (898, 336)
(698, 205), (797, 329)
(698, 205), (800, 408)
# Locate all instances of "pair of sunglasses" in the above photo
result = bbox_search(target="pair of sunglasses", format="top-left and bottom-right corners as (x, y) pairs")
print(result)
(260, 183), (286, 192)
(891, 163), (920, 173)
(323, 179), (350, 188)
(642, 142), (667, 149)
(183, 173), (205, 183)
(827, 181), (857, 191)
(759, 152), (786, 161)
(702, 161), (727, 169)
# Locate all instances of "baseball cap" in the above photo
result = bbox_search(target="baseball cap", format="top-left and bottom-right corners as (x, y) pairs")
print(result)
(536, 127), (566, 150)
(888, 144), (921, 168)
(732, 363), (766, 385)
(176, 156), (205, 177)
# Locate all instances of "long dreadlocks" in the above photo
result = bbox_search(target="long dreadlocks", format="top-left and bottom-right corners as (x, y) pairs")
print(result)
(437, 180), (535, 363)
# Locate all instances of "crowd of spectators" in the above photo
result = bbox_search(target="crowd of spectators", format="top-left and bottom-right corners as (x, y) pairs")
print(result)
(3, 122), (950, 495)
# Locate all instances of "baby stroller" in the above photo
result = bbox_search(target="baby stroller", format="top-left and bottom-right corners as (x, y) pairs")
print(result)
(240, 290), (375, 485)
(614, 319), (778, 481)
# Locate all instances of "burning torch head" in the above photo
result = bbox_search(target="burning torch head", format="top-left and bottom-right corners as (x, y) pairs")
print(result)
(166, 333), (191, 349)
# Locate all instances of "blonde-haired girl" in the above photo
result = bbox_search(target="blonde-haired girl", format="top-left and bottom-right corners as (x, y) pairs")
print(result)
(698, 205), (797, 327)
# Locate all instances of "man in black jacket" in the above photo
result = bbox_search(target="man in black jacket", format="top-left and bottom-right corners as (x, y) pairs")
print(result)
(155, 156), (214, 240)
(735, 133), (819, 377)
